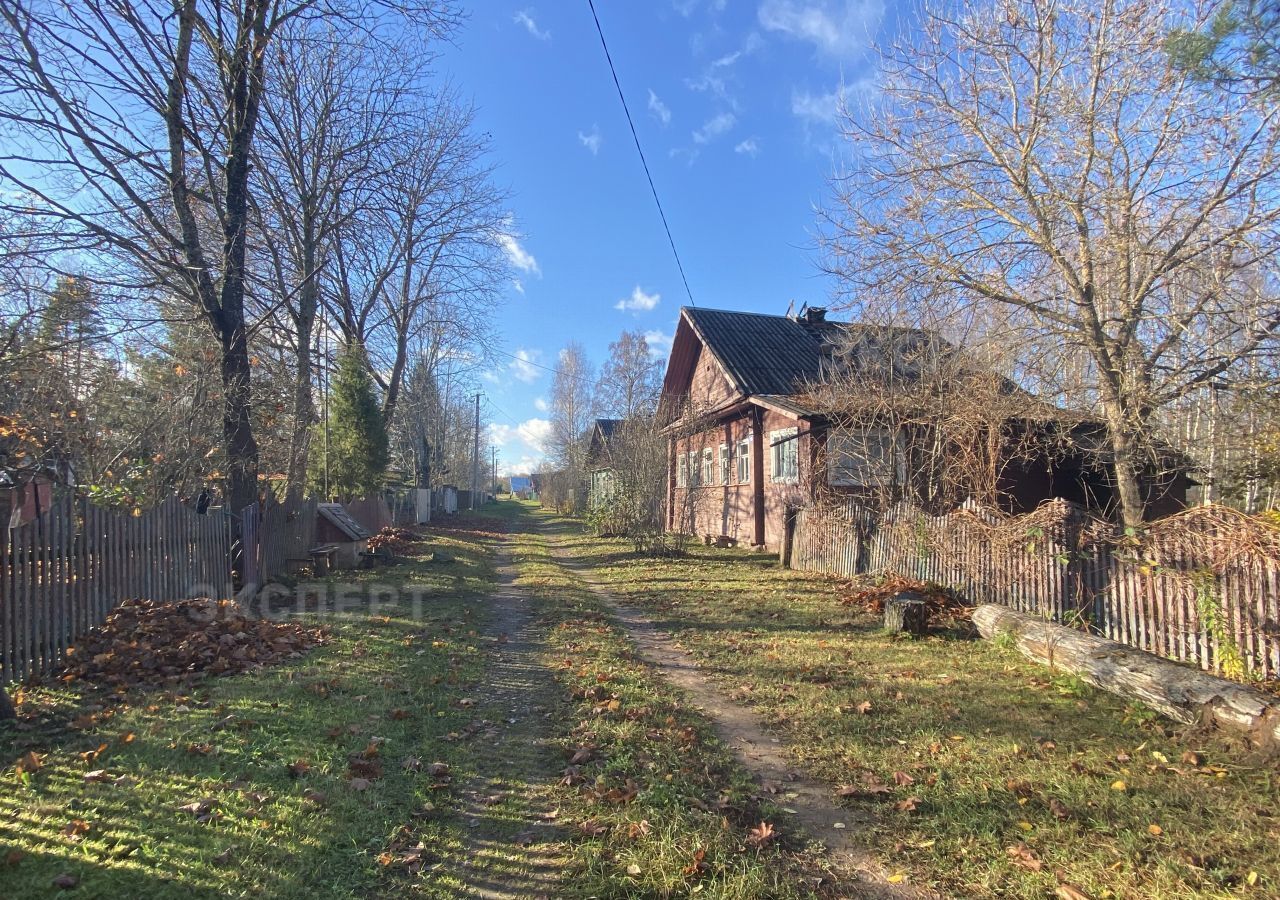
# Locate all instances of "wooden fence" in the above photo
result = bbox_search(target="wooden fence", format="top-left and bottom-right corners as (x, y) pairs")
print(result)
(255, 495), (317, 585)
(1, 493), (233, 683)
(790, 498), (1280, 680)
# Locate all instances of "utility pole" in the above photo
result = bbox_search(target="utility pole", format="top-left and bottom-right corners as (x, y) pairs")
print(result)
(491, 446), (497, 499)
(471, 392), (481, 510)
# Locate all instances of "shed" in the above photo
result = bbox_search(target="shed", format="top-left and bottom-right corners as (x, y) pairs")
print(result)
(316, 503), (372, 568)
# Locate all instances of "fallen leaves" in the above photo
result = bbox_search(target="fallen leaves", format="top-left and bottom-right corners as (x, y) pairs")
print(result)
(178, 798), (218, 823)
(744, 821), (776, 849)
(61, 597), (326, 689)
(14, 750), (42, 775)
(1006, 842), (1042, 872)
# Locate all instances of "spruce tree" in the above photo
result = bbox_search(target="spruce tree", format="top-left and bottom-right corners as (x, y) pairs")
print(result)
(312, 341), (389, 499)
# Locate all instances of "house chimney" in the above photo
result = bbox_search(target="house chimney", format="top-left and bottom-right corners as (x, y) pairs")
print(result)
(803, 306), (827, 324)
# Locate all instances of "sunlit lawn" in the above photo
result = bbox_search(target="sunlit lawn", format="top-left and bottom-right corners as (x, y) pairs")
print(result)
(0, 527), (498, 899)
(561, 525), (1280, 899)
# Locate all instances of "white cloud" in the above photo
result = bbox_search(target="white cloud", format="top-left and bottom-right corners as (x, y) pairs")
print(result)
(517, 417), (553, 452)
(734, 137), (760, 156)
(791, 87), (845, 125)
(643, 329), (674, 359)
(509, 348), (543, 383)
(758, 0), (883, 59)
(578, 124), (603, 155)
(533, 396), (549, 412)
(791, 78), (873, 127)
(489, 423), (517, 445)
(615, 285), (661, 313)
(498, 454), (543, 477)
(647, 89), (671, 126)
(513, 9), (550, 40)
(692, 111), (736, 144)
(512, 278), (525, 295)
(496, 224), (540, 277)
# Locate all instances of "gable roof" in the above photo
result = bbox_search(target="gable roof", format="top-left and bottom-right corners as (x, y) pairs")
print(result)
(678, 307), (838, 397)
(661, 306), (959, 418)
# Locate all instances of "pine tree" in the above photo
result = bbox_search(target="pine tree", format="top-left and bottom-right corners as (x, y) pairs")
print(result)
(312, 341), (389, 499)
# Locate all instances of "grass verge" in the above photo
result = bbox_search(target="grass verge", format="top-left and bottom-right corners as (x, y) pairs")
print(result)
(557, 526), (1280, 899)
(1, 525), (497, 899)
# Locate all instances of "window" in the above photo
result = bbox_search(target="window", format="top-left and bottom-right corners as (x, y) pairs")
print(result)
(770, 428), (799, 483)
(736, 434), (751, 483)
(677, 453), (687, 487)
(701, 447), (714, 486)
(718, 444), (729, 484)
(827, 427), (903, 487)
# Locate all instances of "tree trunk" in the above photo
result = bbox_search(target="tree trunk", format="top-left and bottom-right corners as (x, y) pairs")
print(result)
(884, 595), (929, 635)
(972, 604), (1280, 749)
(1101, 398), (1147, 529)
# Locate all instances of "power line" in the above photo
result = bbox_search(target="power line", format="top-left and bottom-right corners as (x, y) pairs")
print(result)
(585, 0), (695, 307)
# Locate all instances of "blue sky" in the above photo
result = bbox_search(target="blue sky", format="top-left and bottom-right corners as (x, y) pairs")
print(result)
(441, 1), (911, 474)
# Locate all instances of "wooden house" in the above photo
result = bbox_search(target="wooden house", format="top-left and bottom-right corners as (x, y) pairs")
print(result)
(660, 305), (1189, 551)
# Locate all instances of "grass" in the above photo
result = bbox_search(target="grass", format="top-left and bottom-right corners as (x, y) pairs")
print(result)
(556, 526), (1280, 899)
(509, 508), (824, 899)
(0, 526), (499, 899)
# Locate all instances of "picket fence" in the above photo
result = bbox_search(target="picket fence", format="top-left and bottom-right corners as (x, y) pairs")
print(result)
(1, 493), (234, 684)
(790, 498), (1280, 680)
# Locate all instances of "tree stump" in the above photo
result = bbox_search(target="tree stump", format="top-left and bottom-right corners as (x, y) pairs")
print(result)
(0, 687), (16, 721)
(884, 593), (929, 635)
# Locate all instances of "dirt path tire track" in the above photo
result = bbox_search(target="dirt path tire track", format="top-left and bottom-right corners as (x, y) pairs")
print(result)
(544, 530), (927, 900)
(428, 543), (566, 899)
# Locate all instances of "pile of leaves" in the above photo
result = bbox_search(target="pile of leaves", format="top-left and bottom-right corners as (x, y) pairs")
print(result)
(61, 598), (327, 689)
(367, 526), (422, 557)
(839, 573), (968, 619)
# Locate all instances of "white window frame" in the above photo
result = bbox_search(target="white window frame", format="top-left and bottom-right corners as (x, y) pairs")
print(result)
(827, 426), (905, 487)
(718, 443), (729, 485)
(701, 447), (714, 486)
(736, 434), (751, 483)
(677, 452), (687, 487)
(770, 428), (800, 484)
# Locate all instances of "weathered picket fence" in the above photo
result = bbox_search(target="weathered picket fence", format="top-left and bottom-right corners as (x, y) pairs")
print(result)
(249, 495), (318, 586)
(1, 493), (234, 683)
(790, 498), (1280, 680)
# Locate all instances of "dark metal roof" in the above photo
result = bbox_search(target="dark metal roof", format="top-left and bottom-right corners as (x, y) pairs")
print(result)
(682, 307), (838, 396)
(593, 418), (623, 440)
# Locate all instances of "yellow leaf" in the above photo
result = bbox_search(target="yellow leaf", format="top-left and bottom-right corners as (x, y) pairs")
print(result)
(1018, 821), (1034, 831)
(1110, 780), (1127, 791)
(1147, 823), (1162, 836)
(887, 873), (907, 884)
(1247, 871), (1259, 886)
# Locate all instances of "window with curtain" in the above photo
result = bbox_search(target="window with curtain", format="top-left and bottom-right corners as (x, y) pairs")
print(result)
(770, 428), (799, 483)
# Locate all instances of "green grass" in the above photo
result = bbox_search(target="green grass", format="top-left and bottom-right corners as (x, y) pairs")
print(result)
(510, 509), (821, 899)
(1, 526), (499, 899)
(559, 527), (1280, 899)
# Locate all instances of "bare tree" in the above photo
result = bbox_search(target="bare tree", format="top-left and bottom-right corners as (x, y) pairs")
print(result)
(548, 341), (595, 506)
(324, 90), (507, 428)
(595, 330), (663, 419)
(0, 0), (455, 513)
(822, 0), (1280, 527)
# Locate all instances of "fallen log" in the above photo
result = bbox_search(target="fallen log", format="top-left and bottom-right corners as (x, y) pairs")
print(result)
(972, 604), (1280, 750)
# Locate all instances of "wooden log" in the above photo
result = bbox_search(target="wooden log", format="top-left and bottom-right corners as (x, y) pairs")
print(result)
(884, 593), (929, 635)
(973, 604), (1280, 750)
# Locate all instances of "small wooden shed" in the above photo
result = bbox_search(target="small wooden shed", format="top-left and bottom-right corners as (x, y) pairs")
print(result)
(316, 503), (372, 568)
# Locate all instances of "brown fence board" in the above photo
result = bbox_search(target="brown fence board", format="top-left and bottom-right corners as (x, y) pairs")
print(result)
(1, 493), (234, 683)
(790, 499), (1280, 680)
